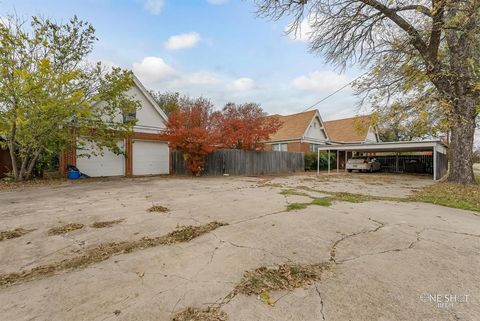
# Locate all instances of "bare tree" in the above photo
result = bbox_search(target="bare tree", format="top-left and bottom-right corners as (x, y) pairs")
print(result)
(256, 0), (480, 184)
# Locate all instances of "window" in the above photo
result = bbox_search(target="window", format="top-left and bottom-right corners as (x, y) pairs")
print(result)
(310, 144), (321, 152)
(272, 143), (288, 152)
(123, 111), (137, 123)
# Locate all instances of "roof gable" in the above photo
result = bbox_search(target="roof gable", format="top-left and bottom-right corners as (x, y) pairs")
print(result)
(323, 115), (373, 143)
(268, 110), (327, 142)
(132, 76), (168, 124)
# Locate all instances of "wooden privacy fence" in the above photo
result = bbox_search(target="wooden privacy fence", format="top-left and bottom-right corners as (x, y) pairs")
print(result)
(171, 149), (305, 176)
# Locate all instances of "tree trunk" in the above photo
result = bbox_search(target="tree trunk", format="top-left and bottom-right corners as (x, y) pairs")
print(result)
(8, 141), (19, 180)
(447, 96), (477, 184)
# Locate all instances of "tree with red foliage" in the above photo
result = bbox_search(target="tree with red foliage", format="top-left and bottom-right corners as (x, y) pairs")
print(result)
(163, 97), (218, 176)
(216, 102), (281, 150)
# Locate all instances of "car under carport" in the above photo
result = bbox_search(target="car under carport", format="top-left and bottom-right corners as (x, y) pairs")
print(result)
(316, 140), (449, 180)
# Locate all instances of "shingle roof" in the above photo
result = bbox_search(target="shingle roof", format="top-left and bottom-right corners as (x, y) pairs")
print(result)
(268, 110), (317, 141)
(323, 115), (372, 143)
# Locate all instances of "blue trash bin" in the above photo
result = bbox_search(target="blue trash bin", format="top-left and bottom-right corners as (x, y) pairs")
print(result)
(67, 170), (81, 180)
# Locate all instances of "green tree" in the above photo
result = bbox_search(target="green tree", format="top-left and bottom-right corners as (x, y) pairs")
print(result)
(148, 91), (180, 115)
(0, 16), (139, 181)
(256, 0), (480, 184)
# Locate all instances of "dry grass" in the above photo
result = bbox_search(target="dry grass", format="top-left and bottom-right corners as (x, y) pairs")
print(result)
(148, 205), (170, 213)
(234, 262), (333, 296)
(47, 223), (85, 236)
(172, 307), (228, 321)
(0, 178), (64, 191)
(0, 221), (227, 288)
(0, 228), (35, 242)
(90, 219), (124, 229)
(411, 182), (480, 212)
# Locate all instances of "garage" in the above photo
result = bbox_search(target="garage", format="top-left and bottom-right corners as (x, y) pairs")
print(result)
(76, 140), (125, 177)
(132, 140), (169, 176)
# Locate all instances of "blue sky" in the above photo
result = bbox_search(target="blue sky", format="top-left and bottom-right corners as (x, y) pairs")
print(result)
(0, 0), (368, 120)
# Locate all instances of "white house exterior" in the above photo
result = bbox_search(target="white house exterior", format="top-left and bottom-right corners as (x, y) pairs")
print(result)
(62, 76), (170, 177)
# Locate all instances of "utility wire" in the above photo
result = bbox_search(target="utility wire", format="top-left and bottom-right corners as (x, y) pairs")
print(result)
(302, 72), (367, 112)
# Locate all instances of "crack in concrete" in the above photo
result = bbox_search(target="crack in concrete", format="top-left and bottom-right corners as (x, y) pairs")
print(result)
(338, 230), (423, 264)
(314, 284), (326, 321)
(329, 218), (386, 264)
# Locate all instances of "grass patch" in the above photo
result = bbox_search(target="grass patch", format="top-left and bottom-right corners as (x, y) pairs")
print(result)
(286, 203), (309, 211)
(47, 223), (84, 236)
(148, 205), (170, 213)
(279, 189), (310, 197)
(311, 198), (332, 207)
(172, 307), (227, 321)
(0, 228), (35, 242)
(90, 219), (124, 229)
(411, 182), (480, 212)
(234, 262), (333, 296)
(0, 221), (227, 288)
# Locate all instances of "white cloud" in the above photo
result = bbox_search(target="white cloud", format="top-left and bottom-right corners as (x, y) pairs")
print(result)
(207, 0), (228, 4)
(292, 70), (351, 92)
(286, 17), (313, 42)
(229, 78), (255, 91)
(165, 32), (201, 50)
(132, 56), (176, 84)
(143, 0), (164, 15)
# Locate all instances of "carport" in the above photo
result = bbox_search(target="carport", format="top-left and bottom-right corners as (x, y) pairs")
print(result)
(316, 140), (448, 180)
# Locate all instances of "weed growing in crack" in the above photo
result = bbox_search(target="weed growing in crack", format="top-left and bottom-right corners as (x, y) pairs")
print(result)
(311, 198), (332, 207)
(0, 221), (227, 288)
(47, 223), (84, 236)
(234, 262), (333, 296)
(90, 219), (124, 228)
(286, 203), (309, 211)
(280, 189), (310, 197)
(148, 205), (170, 213)
(0, 228), (35, 242)
(172, 307), (228, 321)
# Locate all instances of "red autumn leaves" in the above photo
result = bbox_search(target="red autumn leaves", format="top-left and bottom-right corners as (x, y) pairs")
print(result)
(163, 98), (281, 175)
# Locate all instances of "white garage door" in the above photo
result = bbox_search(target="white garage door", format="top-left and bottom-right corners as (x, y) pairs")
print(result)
(76, 140), (125, 177)
(133, 141), (169, 175)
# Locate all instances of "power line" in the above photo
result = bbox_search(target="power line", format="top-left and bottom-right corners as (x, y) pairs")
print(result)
(302, 72), (367, 112)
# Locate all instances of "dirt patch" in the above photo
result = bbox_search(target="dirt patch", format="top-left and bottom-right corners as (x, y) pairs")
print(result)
(47, 223), (85, 236)
(234, 262), (333, 296)
(172, 307), (228, 321)
(90, 219), (124, 228)
(0, 221), (227, 288)
(0, 228), (35, 242)
(148, 205), (170, 213)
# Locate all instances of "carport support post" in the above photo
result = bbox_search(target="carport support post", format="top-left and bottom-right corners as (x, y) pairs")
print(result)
(433, 145), (437, 181)
(317, 148), (320, 177)
(337, 150), (339, 173)
(345, 151), (347, 172)
(328, 149), (331, 174)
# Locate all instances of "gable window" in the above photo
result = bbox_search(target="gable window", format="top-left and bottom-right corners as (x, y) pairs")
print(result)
(123, 111), (137, 123)
(272, 143), (288, 152)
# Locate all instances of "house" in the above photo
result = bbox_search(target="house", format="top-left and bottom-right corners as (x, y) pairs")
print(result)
(264, 110), (329, 153)
(60, 76), (170, 177)
(264, 110), (379, 153)
(323, 115), (380, 144)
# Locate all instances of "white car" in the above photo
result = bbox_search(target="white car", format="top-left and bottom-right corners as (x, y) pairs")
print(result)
(346, 157), (381, 173)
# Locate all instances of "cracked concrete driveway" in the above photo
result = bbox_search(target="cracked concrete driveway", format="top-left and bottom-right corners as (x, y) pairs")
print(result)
(0, 173), (479, 321)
